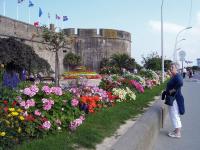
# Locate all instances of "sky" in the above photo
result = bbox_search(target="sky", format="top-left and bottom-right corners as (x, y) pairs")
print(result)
(0, 0), (200, 66)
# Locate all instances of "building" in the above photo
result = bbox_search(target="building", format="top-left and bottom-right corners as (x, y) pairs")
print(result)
(0, 15), (131, 73)
(197, 58), (200, 67)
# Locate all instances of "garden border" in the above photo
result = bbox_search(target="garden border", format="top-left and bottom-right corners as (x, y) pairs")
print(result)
(107, 97), (168, 150)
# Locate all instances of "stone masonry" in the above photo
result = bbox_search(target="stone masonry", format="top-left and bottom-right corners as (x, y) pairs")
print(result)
(0, 15), (131, 74)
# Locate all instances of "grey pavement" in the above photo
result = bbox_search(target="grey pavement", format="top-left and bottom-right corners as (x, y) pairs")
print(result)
(154, 75), (200, 150)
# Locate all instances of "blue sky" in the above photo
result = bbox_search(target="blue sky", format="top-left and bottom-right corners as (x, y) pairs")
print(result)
(0, 0), (200, 66)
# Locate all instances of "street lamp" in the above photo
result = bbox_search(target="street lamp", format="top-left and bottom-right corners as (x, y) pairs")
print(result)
(173, 27), (192, 63)
(173, 38), (185, 61)
(161, 0), (164, 83)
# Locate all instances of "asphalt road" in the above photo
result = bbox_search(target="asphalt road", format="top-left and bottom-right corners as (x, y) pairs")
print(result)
(154, 74), (200, 150)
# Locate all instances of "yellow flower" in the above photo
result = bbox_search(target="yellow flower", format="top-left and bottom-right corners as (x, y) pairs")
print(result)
(17, 108), (23, 113)
(17, 127), (22, 133)
(0, 132), (6, 136)
(7, 114), (12, 117)
(11, 111), (19, 116)
(19, 116), (25, 121)
(8, 108), (15, 112)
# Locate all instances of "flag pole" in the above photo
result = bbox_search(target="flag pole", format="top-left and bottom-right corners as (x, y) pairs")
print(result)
(3, 0), (6, 16)
(17, 4), (19, 20)
(29, 7), (30, 24)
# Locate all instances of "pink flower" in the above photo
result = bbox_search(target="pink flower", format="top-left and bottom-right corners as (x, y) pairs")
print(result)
(42, 121), (51, 130)
(71, 99), (79, 107)
(42, 85), (52, 95)
(130, 80), (144, 93)
(23, 87), (37, 97)
(34, 109), (41, 116)
(26, 99), (35, 107)
(69, 115), (85, 131)
(20, 101), (26, 107)
(30, 85), (39, 93)
(79, 115), (85, 121)
(51, 87), (62, 96)
(43, 103), (52, 111)
(42, 98), (54, 111)
(23, 88), (32, 96)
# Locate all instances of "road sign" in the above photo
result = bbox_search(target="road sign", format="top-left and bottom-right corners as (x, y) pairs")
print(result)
(179, 50), (186, 61)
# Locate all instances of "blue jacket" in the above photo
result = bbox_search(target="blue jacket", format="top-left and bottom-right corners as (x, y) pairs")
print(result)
(166, 73), (185, 115)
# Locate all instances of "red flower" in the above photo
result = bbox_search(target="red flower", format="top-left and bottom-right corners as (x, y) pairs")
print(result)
(25, 115), (35, 122)
(3, 107), (8, 112)
(3, 100), (8, 105)
(40, 117), (48, 122)
(12, 101), (17, 107)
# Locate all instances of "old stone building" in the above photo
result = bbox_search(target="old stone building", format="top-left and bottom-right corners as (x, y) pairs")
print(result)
(0, 15), (131, 73)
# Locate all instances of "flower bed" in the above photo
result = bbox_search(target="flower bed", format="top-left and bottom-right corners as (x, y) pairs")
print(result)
(63, 71), (102, 79)
(0, 70), (163, 149)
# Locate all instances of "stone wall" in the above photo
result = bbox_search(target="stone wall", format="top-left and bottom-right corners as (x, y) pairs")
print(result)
(0, 15), (131, 73)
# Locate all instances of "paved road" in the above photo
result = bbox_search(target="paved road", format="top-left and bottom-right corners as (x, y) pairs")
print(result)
(154, 76), (200, 150)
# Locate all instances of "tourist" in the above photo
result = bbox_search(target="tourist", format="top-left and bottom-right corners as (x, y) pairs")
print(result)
(162, 62), (185, 138)
(183, 67), (187, 79)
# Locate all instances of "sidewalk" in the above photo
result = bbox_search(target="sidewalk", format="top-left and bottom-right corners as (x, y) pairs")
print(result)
(154, 79), (200, 150)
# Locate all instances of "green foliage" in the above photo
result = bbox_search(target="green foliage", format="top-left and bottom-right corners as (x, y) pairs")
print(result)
(99, 66), (121, 74)
(99, 53), (140, 74)
(100, 58), (110, 68)
(0, 38), (51, 74)
(63, 52), (81, 70)
(110, 53), (136, 70)
(142, 52), (161, 71)
(164, 59), (172, 71)
(142, 52), (172, 71)
(139, 69), (159, 80)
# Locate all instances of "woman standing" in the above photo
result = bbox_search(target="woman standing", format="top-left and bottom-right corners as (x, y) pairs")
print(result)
(164, 62), (185, 138)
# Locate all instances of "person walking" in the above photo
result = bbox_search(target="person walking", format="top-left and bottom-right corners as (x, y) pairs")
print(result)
(162, 62), (185, 138)
(183, 67), (187, 79)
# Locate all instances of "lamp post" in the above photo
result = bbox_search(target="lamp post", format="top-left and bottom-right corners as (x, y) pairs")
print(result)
(161, 0), (164, 83)
(173, 38), (185, 61)
(173, 27), (192, 63)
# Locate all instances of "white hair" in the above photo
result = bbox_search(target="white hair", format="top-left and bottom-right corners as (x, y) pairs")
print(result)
(170, 62), (180, 69)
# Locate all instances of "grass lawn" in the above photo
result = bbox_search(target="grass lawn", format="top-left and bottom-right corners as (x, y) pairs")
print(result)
(16, 82), (166, 150)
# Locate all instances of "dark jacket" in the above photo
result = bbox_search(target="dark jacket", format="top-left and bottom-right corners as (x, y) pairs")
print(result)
(166, 73), (185, 115)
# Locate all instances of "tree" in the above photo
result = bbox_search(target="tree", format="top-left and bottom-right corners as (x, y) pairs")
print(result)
(42, 27), (66, 86)
(63, 52), (81, 71)
(0, 37), (50, 75)
(142, 52), (172, 71)
(142, 52), (161, 71)
(164, 59), (172, 71)
(110, 53), (136, 70)
(100, 58), (110, 69)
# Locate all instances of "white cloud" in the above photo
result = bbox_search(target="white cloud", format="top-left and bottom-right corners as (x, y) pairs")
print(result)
(148, 13), (200, 65)
(149, 20), (185, 33)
